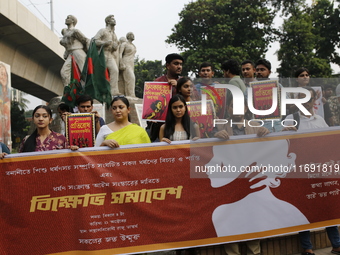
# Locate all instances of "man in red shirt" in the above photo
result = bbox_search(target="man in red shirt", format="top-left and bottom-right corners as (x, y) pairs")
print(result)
(155, 53), (184, 94)
(147, 54), (184, 142)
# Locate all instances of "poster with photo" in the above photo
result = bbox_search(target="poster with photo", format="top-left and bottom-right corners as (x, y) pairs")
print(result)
(142, 82), (172, 122)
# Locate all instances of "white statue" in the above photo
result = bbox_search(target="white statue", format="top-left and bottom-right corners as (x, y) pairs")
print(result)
(119, 32), (137, 97)
(60, 15), (89, 86)
(93, 15), (120, 96)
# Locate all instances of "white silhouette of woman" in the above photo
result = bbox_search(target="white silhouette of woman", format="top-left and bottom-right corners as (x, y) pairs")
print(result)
(206, 139), (309, 236)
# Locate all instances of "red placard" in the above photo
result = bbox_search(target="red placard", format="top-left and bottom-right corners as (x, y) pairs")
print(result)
(250, 80), (281, 119)
(142, 82), (172, 122)
(66, 113), (95, 147)
(201, 86), (227, 119)
(187, 100), (216, 138)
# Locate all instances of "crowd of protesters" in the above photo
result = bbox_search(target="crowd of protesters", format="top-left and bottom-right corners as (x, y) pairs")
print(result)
(1, 53), (340, 255)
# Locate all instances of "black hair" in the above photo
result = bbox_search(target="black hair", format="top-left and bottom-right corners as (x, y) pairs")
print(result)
(221, 59), (241, 75)
(76, 94), (93, 106)
(199, 62), (214, 72)
(255, 59), (271, 71)
(150, 100), (162, 110)
(110, 96), (131, 122)
(241, 60), (255, 67)
(22, 105), (52, 153)
(110, 96), (130, 108)
(163, 95), (197, 140)
(176, 77), (192, 94)
(165, 53), (184, 64)
(57, 103), (72, 113)
(294, 67), (310, 78)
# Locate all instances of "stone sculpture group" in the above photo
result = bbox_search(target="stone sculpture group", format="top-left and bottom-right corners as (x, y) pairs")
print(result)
(60, 15), (136, 98)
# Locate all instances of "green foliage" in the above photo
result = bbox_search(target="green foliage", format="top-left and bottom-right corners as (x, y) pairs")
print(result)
(276, 0), (337, 77)
(11, 101), (30, 150)
(134, 57), (163, 98)
(166, 0), (276, 76)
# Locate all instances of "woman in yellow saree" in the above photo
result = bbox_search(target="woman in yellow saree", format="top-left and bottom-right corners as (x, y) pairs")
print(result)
(95, 96), (150, 148)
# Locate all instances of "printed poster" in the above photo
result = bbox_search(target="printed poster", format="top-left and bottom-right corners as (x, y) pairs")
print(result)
(250, 80), (281, 119)
(187, 100), (216, 138)
(201, 85), (227, 119)
(142, 82), (171, 122)
(66, 113), (95, 147)
(0, 61), (11, 150)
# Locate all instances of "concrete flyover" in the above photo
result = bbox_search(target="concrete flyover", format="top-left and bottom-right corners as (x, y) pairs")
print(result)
(0, 0), (64, 101)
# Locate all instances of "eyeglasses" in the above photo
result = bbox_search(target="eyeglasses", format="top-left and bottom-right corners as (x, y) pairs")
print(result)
(113, 95), (126, 99)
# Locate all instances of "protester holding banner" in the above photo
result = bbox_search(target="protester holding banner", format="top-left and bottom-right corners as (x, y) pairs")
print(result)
(57, 103), (73, 123)
(19, 105), (77, 152)
(76, 95), (105, 135)
(159, 94), (199, 143)
(95, 96), (150, 148)
(282, 87), (340, 255)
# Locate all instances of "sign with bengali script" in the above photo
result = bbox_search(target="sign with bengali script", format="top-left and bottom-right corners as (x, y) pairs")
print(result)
(1, 128), (340, 255)
(187, 100), (216, 138)
(142, 82), (172, 121)
(201, 85), (227, 119)
(250, 80), (281, 119)
(66, 113), (95, 147)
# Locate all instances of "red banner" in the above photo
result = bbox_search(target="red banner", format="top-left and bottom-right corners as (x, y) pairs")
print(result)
(1, 128), (340, 255)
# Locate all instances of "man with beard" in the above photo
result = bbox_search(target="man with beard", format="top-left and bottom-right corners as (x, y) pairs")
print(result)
(146, 53), (184, 142)
(155, 53), (184, 95)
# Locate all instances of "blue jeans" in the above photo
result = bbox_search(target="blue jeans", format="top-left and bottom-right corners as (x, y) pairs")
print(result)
(299, 226), (340, 249)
